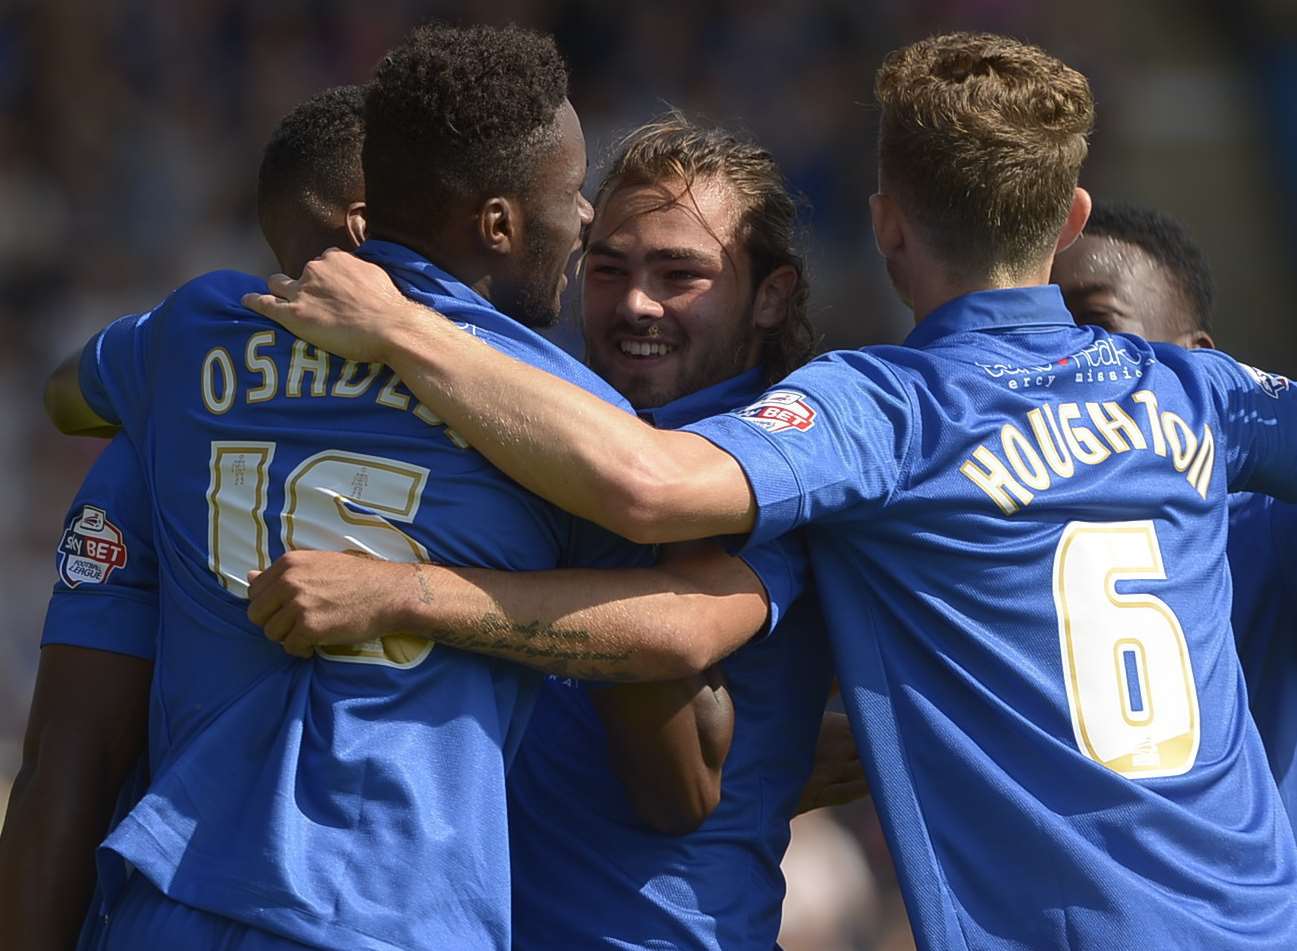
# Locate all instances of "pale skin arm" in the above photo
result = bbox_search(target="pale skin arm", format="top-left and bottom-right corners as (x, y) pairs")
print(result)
(241, 251), (756, 545)
(246, 544), (770, 682)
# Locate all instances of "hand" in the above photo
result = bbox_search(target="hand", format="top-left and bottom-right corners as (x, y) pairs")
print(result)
(240, 248), (429, 363)
(247, 550), (411, 657)
(794, 711), (869, 815)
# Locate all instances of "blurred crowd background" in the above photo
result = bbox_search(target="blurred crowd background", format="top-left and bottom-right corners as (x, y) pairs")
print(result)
(2, 1), (1294, 947)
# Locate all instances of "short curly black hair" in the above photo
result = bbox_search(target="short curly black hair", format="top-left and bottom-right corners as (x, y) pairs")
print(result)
(1084, 202), (1215, 334)
(257, 84), (366, 221)
(364, 23), (569, 235)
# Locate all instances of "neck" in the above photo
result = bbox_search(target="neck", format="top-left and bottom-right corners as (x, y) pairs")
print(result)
(908, 257), (1054, 324)
(368, 226), (496, 304)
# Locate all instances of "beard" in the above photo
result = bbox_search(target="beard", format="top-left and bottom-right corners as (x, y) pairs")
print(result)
(509, 228), (567, 329)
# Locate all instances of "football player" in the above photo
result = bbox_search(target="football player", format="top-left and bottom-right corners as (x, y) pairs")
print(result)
(1053, 200), (1297, 827)
(244, 33), (1297, 948)
(0, 83), (367, 951)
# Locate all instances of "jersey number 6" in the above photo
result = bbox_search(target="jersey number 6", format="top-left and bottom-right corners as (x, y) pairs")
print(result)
(1053, 520), (1200, 779)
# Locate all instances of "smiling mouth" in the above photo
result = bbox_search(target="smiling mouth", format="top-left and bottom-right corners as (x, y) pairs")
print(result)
(619, 340), (676, 358)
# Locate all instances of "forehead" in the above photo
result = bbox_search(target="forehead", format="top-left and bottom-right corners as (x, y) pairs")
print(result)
(589, 178), (738, 255)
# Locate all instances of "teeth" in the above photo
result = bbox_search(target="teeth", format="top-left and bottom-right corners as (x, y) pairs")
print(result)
(620, 340), (675, 357)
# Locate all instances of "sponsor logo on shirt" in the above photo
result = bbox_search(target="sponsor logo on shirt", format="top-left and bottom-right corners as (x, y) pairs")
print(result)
(737, 390), (817, 434)
(977, 339), (1152, 391)
(58, 505), (128, 587)
(1240, 363), (1290, 399)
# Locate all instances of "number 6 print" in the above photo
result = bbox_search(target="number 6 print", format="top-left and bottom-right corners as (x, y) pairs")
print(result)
(1053, 520), (1200, 779)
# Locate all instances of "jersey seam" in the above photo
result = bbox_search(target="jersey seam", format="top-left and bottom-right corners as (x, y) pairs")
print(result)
(870, 356), (920, 505)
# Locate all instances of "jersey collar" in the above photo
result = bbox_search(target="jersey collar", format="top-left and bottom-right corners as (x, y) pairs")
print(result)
(357, 240), (496, 311)
(903, 284), (1074, 350)
(637, 366), (768, 429)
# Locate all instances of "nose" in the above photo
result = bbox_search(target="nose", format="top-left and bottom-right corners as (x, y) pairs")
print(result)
(617, 284), (665, 323)
(578, 193), (594, 227)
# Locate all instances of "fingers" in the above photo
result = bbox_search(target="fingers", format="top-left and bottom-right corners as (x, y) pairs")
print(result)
(241, 292), (295, 324)
(266, 273), (298, 299)
(261, 607), (297, 644)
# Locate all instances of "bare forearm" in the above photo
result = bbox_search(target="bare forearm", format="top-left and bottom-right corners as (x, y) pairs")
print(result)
(383, 313), (755, 544)
(0, 758), (121, 949)
(395, 563), (754, 682)
(44, 352), (117, 437)
(590, 670), (734, 835)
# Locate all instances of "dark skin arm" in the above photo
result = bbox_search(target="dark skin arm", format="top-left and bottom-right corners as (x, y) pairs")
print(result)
(44, 353), (117, 437)
(0, 646), (151, 951)
(590, 665), (735, 836)
(794, 710), (870, 815)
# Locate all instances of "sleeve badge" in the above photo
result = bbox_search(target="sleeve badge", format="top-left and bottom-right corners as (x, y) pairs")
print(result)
(58, 505), (129, 587)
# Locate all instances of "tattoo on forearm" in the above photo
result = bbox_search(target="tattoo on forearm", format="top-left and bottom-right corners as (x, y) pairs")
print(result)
(411, 566), (639, 680)
(449, 614), (637, 681)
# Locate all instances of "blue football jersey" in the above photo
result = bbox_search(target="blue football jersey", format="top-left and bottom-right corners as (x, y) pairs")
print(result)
(685, 286), (1297, 950)
(77, 241), (647, 951)
(508, 368), (833, 950)
(1227, 492), (1297, 828)
(40, 436), (157, 951)
(42, 435), (158, 661)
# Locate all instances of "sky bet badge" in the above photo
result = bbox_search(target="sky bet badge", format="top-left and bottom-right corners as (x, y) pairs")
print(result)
(58, 505), (128, 587)
(738, 390), (817, 434)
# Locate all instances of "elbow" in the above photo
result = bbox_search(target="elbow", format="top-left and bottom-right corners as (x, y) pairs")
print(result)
(605, 472), (685, 547)
(43, 378), (77, 436)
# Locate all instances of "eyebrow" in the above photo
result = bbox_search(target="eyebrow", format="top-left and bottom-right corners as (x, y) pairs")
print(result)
(1059, 280), (1116, 298)
(585, 241), (720, 266)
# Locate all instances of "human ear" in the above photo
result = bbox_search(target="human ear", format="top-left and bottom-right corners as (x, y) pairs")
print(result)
(1054, 187), (1092, 255)
(479, 197), (517, 256)
(344, 201), (367, 249)
(752, 264), (799, 330)
(870, 192), (904, 259)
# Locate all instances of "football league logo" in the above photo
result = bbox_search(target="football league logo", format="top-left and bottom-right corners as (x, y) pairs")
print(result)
(1241, 363), (1291, 400)
(738, 390), (817, 434)
(58, 505), (128, 587)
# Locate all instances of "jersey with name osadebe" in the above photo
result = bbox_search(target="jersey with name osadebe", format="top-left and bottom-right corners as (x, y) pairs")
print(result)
(685, 286), (1297, 951)
(1227, 492), (1297, 830)
(77, 240), (647, 951)
(508, 367), (833, 950)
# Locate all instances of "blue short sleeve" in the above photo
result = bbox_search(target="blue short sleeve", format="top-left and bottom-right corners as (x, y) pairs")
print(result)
(41, 436), (158, 661)
(684, 350), (915, 549)
(1191, 349), (1297, 500)
(738, 530), (809, 637)
(79, 309), (158, 431)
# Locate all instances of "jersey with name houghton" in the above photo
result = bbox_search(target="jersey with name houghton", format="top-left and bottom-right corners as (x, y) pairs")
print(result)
(684, 286), (1297, 950)
(508, 367), (834, 950)
(77, 240), (647, 951)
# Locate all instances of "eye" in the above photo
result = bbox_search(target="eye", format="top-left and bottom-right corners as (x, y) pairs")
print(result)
(667, 270), (703, 282)
(588, 263), (626, 278)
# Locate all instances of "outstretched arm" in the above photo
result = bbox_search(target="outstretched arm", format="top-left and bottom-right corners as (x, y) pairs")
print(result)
(247, 544), (770, 682)
(241, 252), (756, 544)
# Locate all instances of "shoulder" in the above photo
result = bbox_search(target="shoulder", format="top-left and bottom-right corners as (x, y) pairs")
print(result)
(160, 270), (270, 322)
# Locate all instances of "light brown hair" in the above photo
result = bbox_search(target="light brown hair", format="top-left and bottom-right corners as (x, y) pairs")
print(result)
(875, 33), (1094, 280)
(591, 113), (816, 382)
